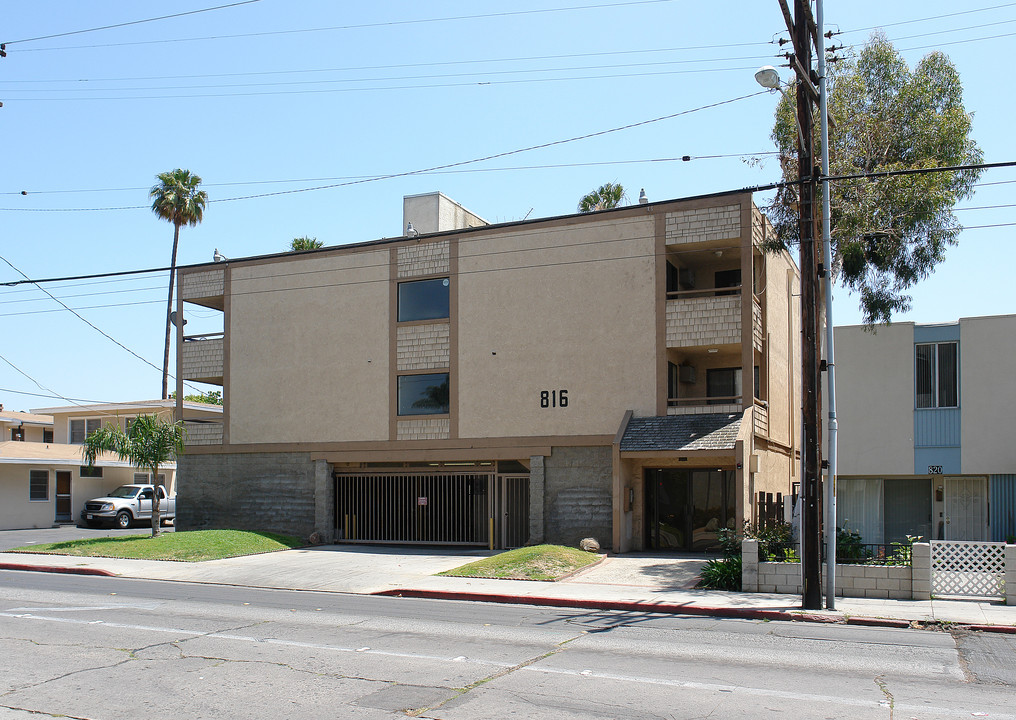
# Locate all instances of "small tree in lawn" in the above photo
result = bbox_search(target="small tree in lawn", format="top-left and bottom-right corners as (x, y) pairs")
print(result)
(82, 415), (186, 537)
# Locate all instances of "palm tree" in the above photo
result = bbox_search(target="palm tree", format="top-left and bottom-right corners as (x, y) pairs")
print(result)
(577, 182), (626, 213)
(150, 169), (208, 399)
(290, 236), (323, 251)
(82, 414), (186, 537)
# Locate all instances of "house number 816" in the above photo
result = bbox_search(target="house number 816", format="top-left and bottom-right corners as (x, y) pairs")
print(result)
(540, 390), (568, 408)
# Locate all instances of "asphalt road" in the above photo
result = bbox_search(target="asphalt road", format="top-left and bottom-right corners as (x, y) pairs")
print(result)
(0, 524), (174, 552)
(1, 571), (1013, 719)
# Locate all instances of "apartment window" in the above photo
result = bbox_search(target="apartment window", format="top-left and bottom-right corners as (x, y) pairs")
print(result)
(29, 470), (49, 501)
(80, 466), (103, 478)
(43, 429), (53, 443)
(707, 368), (741, 404)
(714, 268), (741, 296)
(398, 277), (449, 322)
(11, 427), (24, 441)
(706, 367), (760, 404)
(916, 342), (958, 408)
(70, 418), (101, 444)
(398, 373), (449, 415)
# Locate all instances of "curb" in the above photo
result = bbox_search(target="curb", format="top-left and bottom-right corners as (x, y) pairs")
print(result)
(0, 563), (116, 577)
(373, 589), (1016, 633)
(374, 588), (811, 624)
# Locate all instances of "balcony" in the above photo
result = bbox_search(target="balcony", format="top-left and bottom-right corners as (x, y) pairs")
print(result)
(667, 395), (742, 416)
(181, 267), (225, 310)
(666, 288), (763, 352)
(185, 421), (223, 446)
(752, 400), (769, 437)
(181, 333), (224, 385)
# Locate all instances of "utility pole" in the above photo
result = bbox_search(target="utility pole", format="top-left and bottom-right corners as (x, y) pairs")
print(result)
(778, 0), (823, 609)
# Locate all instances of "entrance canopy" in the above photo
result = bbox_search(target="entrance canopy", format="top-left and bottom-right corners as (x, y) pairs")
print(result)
(620, 413), (741, 453)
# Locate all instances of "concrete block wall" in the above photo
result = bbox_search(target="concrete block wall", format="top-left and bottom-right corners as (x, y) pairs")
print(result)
(184, 422), (223, 446)
(742, 539), (916, 599)
(1006, 544), (1016, 606)
(397, 240), (450, 278)
(181, 337), (224, 380)
(177, 452), (326, 541)
(666, 295), (741, 347)
(543, 446), (612, 549)
(181, 268), (225, 300)
(396, 417), (450, 440)
(665, 204), (741, 245)
(396, 323), (450, 371)
(912, 542), (931, 600)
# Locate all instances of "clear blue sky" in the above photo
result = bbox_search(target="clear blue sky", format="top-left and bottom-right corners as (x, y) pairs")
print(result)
(1, 1), (1012, 408)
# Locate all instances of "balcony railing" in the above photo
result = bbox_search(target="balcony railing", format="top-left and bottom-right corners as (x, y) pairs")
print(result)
(753, 400), (769, 437)
(181, 333), (224, 385)
(667, 395), (742, 415)
(184, 421), (222, 446)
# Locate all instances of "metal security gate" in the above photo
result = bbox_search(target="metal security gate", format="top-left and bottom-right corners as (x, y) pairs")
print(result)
(335, 472), (529, 548)
(930, 540), (1006, 599)
(495, 475), (530, 549)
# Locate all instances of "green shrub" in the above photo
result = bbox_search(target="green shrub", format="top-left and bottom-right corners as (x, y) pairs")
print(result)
(698, 556), (742, 591)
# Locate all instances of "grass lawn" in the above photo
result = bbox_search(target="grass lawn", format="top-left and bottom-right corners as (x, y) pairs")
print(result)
(439, 544), (601, 581)
(5, 530), (305, 562)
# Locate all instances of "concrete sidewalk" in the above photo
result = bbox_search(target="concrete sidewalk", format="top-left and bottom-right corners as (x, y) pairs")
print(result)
(2, 545), (1014, 632)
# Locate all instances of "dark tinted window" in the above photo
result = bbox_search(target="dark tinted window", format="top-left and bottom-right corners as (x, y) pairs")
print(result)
(29, 470), (48, 501)
(398, 278), (449, 322)
(398, 373), (449, 415)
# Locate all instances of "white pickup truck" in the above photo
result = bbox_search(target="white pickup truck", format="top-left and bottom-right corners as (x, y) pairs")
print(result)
(81, 484), (176, 529)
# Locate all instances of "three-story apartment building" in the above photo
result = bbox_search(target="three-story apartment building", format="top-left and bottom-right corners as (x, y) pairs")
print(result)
(176, 190), (800, 551)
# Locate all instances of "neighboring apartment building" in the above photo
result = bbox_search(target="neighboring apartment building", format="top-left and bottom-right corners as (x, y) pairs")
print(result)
(834, 315), (1016, 544)
(0, 400), (221, 530)
(175, 190), (801, 551)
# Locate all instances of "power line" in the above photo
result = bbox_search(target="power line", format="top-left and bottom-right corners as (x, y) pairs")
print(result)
(0, 91), (767, 211)
(0, 254), (199, 392)
(3, 0), (263, 45)
(0, 352), (90, 410)
(838, 2), (1016, 36)
(3, 153), (780, 198)
(0, 387), (107, 404)
(9, 0), (677, 51)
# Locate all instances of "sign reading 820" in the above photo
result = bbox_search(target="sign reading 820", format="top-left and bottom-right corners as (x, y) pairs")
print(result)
(540, 390), (568, 408)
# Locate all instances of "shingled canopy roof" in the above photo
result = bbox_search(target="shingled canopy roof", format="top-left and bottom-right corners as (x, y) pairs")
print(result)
(620, 413), (741, 452)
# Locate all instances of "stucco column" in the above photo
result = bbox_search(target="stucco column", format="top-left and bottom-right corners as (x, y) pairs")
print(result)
(313, 459), (335, 543)
(742, 538), (759, 593)
(911, 542), (931, 601)
(528, 455), (545, 545)
(1005, 544), (1016, 607)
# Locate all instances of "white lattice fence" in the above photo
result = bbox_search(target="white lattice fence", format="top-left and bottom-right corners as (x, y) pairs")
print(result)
(930, 540), (1006, 598)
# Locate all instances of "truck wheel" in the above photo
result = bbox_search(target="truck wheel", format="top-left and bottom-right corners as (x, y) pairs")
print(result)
(115, 511), (132, 529)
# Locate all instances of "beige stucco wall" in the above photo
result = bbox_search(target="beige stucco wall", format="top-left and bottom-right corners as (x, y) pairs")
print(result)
(402, 192), (487, 235)
(834, 323), (915, 475)
(456, 216), (658, 438)
(960, 314), (1016, 473)
(228, 250), (391, 444)
(760, 251), (799, 449)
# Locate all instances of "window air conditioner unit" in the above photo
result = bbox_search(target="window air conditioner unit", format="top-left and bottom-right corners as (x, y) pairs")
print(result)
(679, 364), (696, 383)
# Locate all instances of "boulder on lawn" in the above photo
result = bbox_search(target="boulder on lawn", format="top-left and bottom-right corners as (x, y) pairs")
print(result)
(579, 537), (600, 553)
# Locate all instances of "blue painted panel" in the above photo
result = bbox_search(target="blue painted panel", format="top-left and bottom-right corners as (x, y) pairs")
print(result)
(990, 474), (1016, 542)
(915, 447), (960, 475)
(914, 323), (959, 343)
(914, 408), (961, 447)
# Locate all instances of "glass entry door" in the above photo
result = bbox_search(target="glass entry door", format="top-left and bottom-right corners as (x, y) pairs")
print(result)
(645, 469), (735, 551)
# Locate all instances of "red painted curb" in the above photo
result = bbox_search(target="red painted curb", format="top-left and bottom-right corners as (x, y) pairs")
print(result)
(966, 624), (1016, 634)
(373, 589), (806, 622)
(845, 616), (911, 628)
(0, 563), (116, 577)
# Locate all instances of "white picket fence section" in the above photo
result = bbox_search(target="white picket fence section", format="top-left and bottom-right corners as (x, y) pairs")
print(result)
(930, 540), (1006, 598)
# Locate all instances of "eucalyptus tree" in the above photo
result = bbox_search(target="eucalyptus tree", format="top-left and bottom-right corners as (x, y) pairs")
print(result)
(766, 34), (982, 324)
